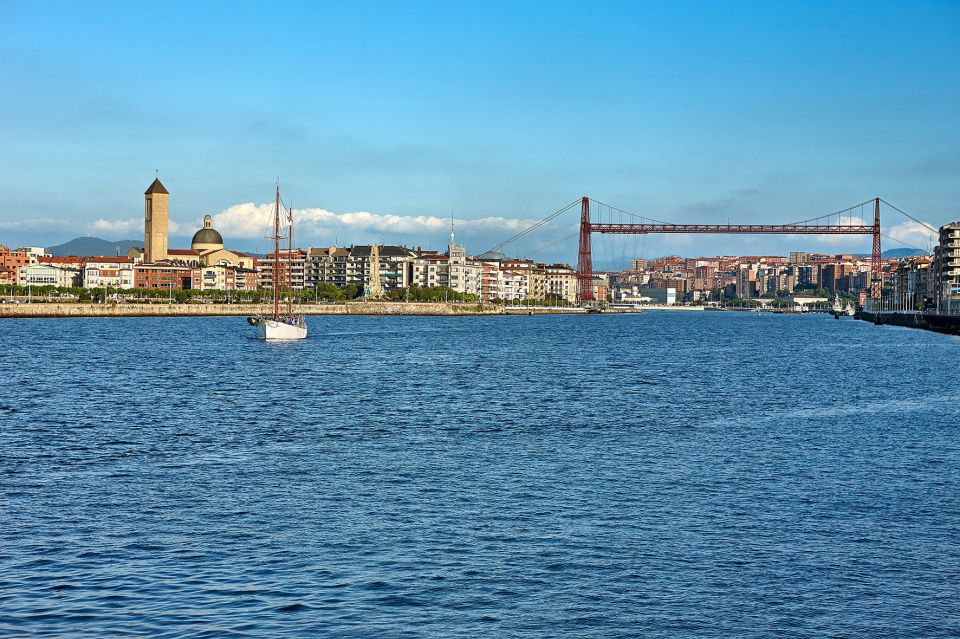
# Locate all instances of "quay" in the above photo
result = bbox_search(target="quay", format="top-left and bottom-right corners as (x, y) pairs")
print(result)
(857, 308), (960, 336)
(0, 301), (509, 318)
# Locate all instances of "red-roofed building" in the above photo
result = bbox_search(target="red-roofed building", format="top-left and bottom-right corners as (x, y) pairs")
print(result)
(0, 245), (32, 285)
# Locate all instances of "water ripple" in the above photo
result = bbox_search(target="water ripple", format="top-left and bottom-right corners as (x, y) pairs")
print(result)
(1, 314), (959, 637)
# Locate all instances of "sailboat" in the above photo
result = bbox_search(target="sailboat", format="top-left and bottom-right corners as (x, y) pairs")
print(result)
(247, 185), (307, 340)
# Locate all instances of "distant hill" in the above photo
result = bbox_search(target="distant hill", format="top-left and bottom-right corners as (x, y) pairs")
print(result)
(882, 248), (927, 258)
(47, 237), (141, 257)
(850, 248), (928, 259)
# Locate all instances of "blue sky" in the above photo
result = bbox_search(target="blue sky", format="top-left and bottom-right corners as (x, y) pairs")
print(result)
(1, 0), (958, 261)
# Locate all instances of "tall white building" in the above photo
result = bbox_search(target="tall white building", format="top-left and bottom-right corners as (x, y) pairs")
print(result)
(410, 223), (481, 297)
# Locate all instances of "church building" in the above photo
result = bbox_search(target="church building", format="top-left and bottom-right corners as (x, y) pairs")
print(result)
(131, 178), (253, 271)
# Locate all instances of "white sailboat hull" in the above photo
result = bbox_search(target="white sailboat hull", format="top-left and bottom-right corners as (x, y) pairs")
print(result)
(258, 318), (308, 340)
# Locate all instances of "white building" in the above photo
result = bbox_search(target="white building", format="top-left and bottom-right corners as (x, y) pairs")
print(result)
(410, 228), (481, 297)
(499, 267), (530, 302)
(21, 247), (48, 262)
(18, 263), (81, 288)
(83, 257), (135, 289)
(544, 263), (577, 303)
(620, 286), (677, 305)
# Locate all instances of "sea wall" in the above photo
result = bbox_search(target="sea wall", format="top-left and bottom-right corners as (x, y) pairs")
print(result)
(859, 309), (926, 328)
(0, 302), (506, 318)
(858, 309), (960, 336)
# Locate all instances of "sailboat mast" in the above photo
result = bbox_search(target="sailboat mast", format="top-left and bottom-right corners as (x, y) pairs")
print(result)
(287, 203), (294, 317)
(273, 185), (280, 321)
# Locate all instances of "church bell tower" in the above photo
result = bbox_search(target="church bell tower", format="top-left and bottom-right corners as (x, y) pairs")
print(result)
(144, 177), (169, 263)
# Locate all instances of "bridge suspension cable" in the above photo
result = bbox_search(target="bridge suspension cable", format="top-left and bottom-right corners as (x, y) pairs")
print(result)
(482, 198), (581, 256)
(879, 199), (940, 235)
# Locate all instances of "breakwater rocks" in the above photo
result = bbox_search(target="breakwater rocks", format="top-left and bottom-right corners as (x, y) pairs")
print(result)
(0, 302), (508, 318)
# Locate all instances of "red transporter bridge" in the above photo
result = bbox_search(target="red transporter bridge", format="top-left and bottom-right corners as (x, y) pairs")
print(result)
(575, 196), (884, 305)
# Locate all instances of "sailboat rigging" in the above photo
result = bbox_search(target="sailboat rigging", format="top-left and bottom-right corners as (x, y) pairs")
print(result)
(247, 185), (307, 339)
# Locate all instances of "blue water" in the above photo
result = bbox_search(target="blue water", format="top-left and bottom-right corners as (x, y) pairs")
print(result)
(1, 313), (959, 637)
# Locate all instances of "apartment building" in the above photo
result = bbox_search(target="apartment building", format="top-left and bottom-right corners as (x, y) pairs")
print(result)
(83, 257), (136, 289)
(257, 249), (306, 291)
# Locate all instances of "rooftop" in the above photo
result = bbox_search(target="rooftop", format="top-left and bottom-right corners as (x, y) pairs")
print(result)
(145, 178), (169, 195)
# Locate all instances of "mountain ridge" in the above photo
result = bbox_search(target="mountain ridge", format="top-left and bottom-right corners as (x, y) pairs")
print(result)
(46, 237), (141, 257)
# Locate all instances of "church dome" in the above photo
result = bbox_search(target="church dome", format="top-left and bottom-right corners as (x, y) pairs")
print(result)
(191, 215), (224, 251)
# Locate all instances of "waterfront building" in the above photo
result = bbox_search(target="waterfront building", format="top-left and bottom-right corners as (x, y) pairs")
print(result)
(18, 262), (82, 288)
(134, 264), (194, 290)
(544, 263), (577, 304)
(499, 260), (536, 301)
(257, 249), (306, 291)
(349, 245), (417, 291)
(498, 267), (529, 302)
(933, 221), (960, 305)
(0, 245), (32, 285)
(620, 285), (677, 305)
(411, 252), (447, 288)
(192, 264), (259, 291)
(446, 237), (482, 297)
(884, 256), (927, 303)
(304, 245), (348, 288)
(304, 244), (417, 292)
(479, 259), (500, 302)
(83, 257), (135, 289)
(410, 232), (481, 297)
(592, 274), (610, 302)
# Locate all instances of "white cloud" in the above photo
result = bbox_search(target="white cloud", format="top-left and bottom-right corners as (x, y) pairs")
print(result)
(207, 202), (536, 240)
(886, 220), (938, 252)
(812, 216), (938, 251)
(89, 217), (139, 235)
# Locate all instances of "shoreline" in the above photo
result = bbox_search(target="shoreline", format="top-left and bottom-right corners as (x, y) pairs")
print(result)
(0, 302), (845, 319)
(0, 301), (594, 318)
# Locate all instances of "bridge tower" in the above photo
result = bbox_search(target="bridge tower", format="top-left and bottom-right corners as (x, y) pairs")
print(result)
(871, 197), (882, 300)
(575, 196), (594, 304)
